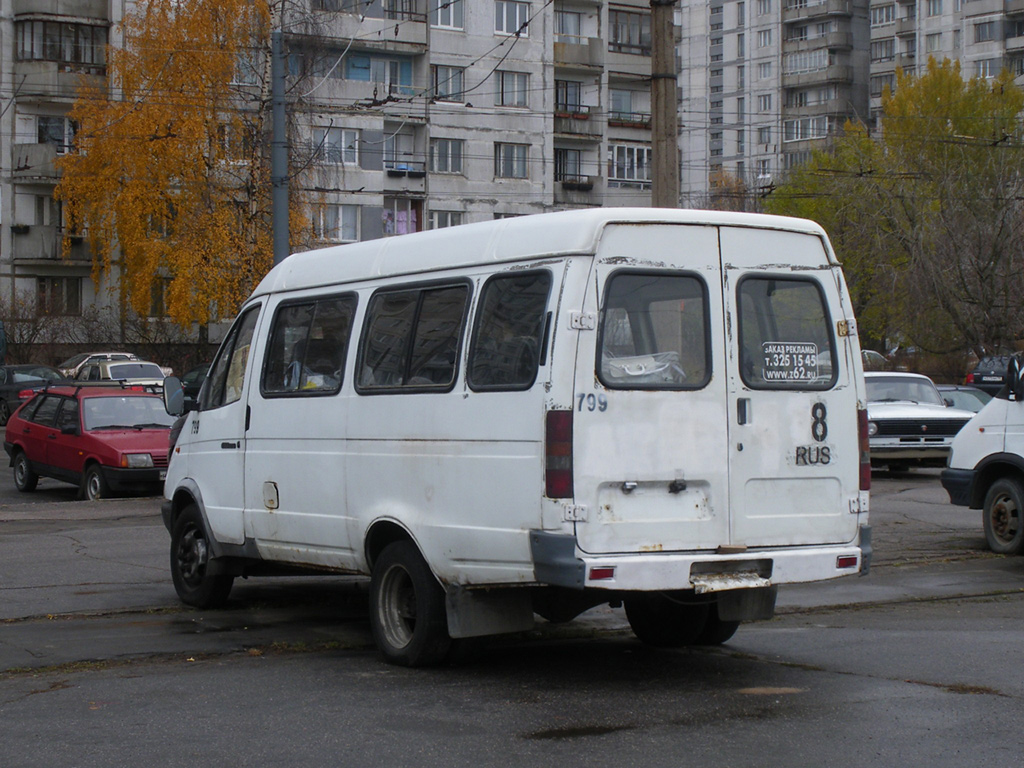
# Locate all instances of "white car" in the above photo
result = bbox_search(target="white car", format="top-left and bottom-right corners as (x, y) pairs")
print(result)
(865, 372), (975, 471)
(58, 351), (139, 378)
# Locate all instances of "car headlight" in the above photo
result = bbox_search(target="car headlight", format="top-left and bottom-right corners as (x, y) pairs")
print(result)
(867, 421), (878, 437)
(122, 453), (154, 468)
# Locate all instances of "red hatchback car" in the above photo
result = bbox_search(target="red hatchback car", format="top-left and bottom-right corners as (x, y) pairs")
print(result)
(3, 385), (176, 500)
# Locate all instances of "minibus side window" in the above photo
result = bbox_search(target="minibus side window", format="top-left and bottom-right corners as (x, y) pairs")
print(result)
(358, 284), (469, 392)
(262, 295), (356, 396)
(202, 305), (260, 410)
(468, 271), (552, 391)
(598, 271), (710, 390)
(737, 277), (837, 390)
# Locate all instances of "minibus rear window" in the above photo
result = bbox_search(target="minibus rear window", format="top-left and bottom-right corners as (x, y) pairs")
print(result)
(737, 277), (837, 391)
(468, 271), (552, 391)
(598, 271), (710, 390)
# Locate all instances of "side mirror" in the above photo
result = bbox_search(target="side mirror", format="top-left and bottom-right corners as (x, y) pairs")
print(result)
(944, 398), (954, 407)
(1009, 357), (1024, 401)
(163, 376), (184, 416)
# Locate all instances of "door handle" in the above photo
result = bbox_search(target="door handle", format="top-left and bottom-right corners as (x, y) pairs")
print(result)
(221, 441), (240, 449)
(737, 398), (750, 425)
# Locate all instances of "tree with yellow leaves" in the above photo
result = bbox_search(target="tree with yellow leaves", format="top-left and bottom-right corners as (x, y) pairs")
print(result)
(58, 0), (307, 329)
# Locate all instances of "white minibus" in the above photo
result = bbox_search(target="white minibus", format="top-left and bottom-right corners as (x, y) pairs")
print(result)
(161, 208), (872, 666)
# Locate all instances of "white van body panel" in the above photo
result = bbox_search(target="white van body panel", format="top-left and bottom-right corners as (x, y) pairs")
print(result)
(164, 208), (869, 634)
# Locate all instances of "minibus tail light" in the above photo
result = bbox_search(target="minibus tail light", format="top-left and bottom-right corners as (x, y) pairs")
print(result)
(545, 410), (573, 499)
(858, 407), (871, 492)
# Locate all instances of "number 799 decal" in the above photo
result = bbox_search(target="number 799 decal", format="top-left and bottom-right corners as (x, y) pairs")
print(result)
(577, 393), (609, 412)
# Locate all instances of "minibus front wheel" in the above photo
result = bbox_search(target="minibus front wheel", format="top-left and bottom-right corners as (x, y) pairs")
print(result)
(370, 541), (451, 666)
(170, 504), (234, 608)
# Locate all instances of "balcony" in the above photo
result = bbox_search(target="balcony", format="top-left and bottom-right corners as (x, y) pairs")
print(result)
(554, 36), (605, 69)
(384, 156), (427, 192)
(11, 225), (91, 263)
(963, 0), (1003, 16)
(288, 9), (426, 54)
(895, 16), (918, 35)
(554, 107), (602, 138)
(782, 64), (855, 87)
(14, 0), (108, 16)
(782, 0), (852, 23)
(608, 111), (652, 129)
(554, 175), (602, 207)
(13, 143), (64, 181)
(13, 60), (106, 99)
(1008, 0), (1024, 15)
(784, 31), (854, 51)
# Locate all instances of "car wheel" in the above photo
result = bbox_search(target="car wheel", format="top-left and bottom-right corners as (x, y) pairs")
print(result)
(13, 451), (38, 492)
(983, 478), (1024, 555)
(0, 399), (11, 427)
(694, 603), (741, 646)
(370, 540), (451, 666)
(624, 593), (709, 647)
(170, 504), (234, 608)
(82, 464), (109, 501)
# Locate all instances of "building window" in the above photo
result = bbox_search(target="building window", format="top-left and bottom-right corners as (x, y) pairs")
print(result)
(737, 129), (745, 154)
(974, 22), (995, 43)
(608, 144), (651, 188)
(870, 39), (895, 63)
(555, 80), (583, 111)
(313, 204), (359, 242)
(757, 0), (771, 14)
(37, 116), (76, 154)
(977, 58), (1000, 78)
(784, 49), (830, 74)
(737, 33), (745, 56)
(758, 61), (772, 79)
(756, 159), (771, 178)
(495, 1), (531, 36)
(429, 210), (463, 229)
(384, 130), (416, 171)
(926, 33), (942, 53)
(738, 65), (745, 87)
(16, 21), (107, 69)
(383, 0), (417, 20)
(432, 65), (465, 102)
(758, 126), (771, 144)
(953, 29), (961, 49)
(609, 10), (651, 55)
(870, 4), (896, 25)
(926, 0), (942, 16)
(313, 127), (358, 165)
(555, 148), (582, 181)
(757, 29), (772, 48)
(784, 115), (830, 142)
(555, 11), (582, 43)
(496, 71), (528, 107)
(345, 55), (414, 95)
(495, 143), (529, 178)
(431, 0), (464, 29)
(382, 198), (422, 235)
(757, 94), (771, 112)
(232, 50), (261, 86)
(870, 73), (896, 97)
(38, 277), (82, 316)
(430, 138), (464, 174)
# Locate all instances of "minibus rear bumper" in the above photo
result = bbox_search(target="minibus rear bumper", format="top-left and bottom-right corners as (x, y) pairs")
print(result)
(530, 528), (870, 592)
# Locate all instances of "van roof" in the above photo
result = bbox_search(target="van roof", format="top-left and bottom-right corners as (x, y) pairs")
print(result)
(252, 207), (832, 299)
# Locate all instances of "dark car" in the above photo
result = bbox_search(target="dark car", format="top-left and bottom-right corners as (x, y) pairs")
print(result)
(180, 363), (210, 408)
(966, 355), (1013, 396)
(3, 385), (177, 500)
(0, 364), (68, 426)
(937, 384), (992, 414)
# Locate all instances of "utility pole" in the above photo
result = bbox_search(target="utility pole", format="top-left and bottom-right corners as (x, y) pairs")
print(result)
(650, 0), (680, 208)
(271, 30), (289, 265)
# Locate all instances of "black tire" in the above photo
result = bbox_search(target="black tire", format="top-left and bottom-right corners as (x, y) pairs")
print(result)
(0, 399), (11, 427)
(694, 603), (741, 645)
(170, 504), (234, 608)
(369, 540), (451, 666)
(624, 593), (710, 647)
(983, 478), (1024, 555)
(13, 451), (38, 492)
(82, 464), (109, 501)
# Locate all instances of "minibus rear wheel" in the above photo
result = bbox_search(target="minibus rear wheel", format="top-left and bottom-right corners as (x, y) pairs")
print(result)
(624, 593), (709, 647)
(983, 478), (1024, 555)
(170, 504), (234, 608)
(370, 541), (451, 666)
(694, 603), (740, 645)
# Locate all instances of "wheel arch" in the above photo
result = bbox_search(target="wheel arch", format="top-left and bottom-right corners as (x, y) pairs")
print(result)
(973, 454), (1024, 508)
(364, 519), (417, 573)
